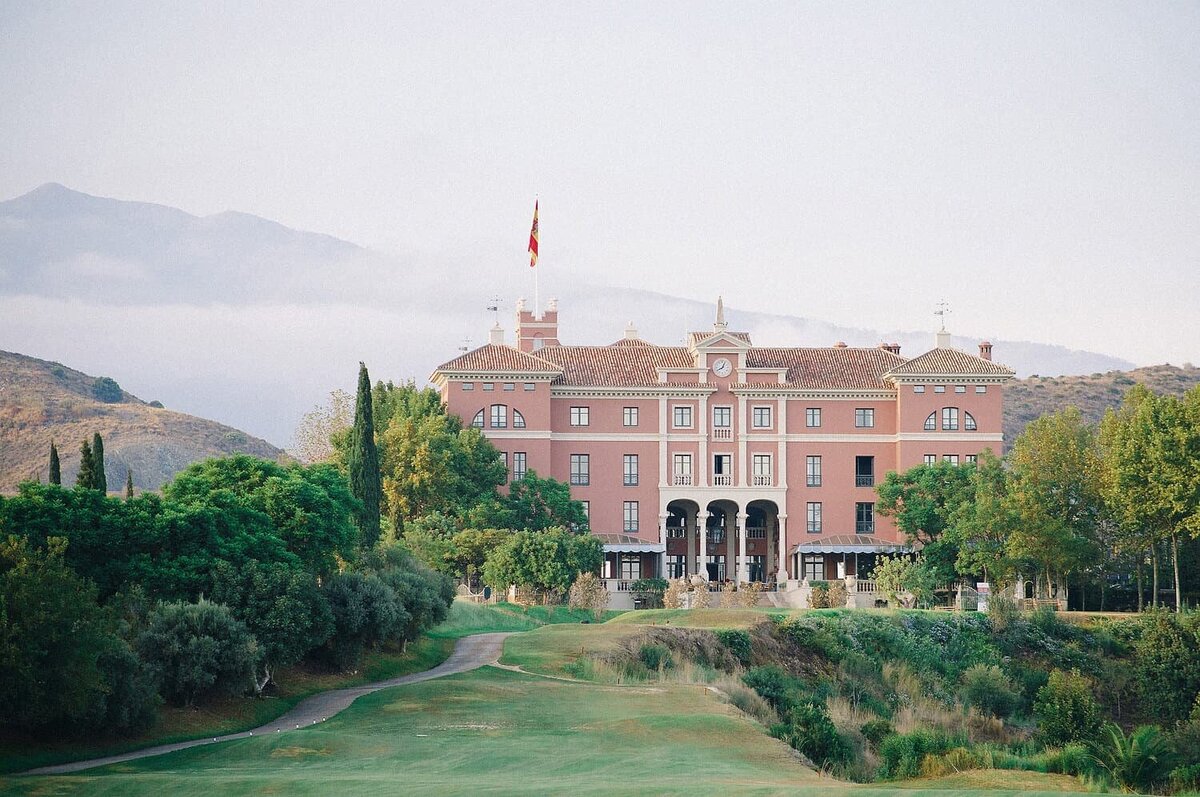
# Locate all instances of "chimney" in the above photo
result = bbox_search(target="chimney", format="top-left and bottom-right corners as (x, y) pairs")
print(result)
(878, 342), (901, 355)
(833, 341), (848, 349)
(979, 341), (993, 361)
(515, 297), (560, 353)
(489, 323), (505, 345)
(625, 321), (639, 340)
(936, 329), (952, 348)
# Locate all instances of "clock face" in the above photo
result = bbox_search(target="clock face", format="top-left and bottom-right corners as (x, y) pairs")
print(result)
(713, 358), (733, 378)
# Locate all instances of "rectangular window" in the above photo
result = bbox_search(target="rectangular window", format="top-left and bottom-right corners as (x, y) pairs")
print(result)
(673, 453), (693, 483)
(490, 404), (507, 428)
(924, 454), (937, 465)
(499, 451), (508, 482)
(806, 407), (822, 428)
(623, 454), (638, 486)
(975, 385), (987, 394)
(855, 502), (875, 534)
(944, 454), (960, 465)
(712, 406), (731, 428)
(524, 383), (536, 391)
(665, 555), (687, 579)
(619, 554), (641, 580)
(623, 407), (638, 427)
(806, 455), (822, 487)
(483, 383), (494, 391)
(580, 501), (589, 520)
(623, 501), (639, 533)
(462, 382), (474, 391)
(965, 454), (978, 464)
(942, 407), (959, 430)
(503, 383), (515, 391)
(955, 385), (967, 393)
(803, 554), (824, 580)
(855, 408), (875, 428)
(673, 405), (693, 428)
(855, 455), (875, 487)
(913, 385), (925, 394)
(807, 502), (823, 533)
(570, 406), (589, 426)
(752, 406), (772, 428)
(934, 385), (946, 393)
(570, 454), (590, 485)
(512, 452), (527, 481)
(752, 454), (771, 483)
(713, 454), (732, 483)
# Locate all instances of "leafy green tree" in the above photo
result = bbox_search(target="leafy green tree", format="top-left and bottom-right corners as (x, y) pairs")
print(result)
(211, 560), (335, 692)
(346, 362), (382, 547)
(76, 438), (95, 490)
(960, 664), (1021, 718)
(450, 528), (511, 585)
(125, 468), (134, 499)
(136, 598), (259, 706)
(91, 376), (122, 403)
(491, 470), (589, 532)
(872, 556), (937, 608)
(1005, 407), (1103, 598)
(1132, 611), (1200, 723)
(876, 461), (973, 583)
(91, 432), (107, 492)
(48, 442), (61, 485)
(1033, 669), (1103, 745)
(321, 571), (406, 670)
(481, 527), (603, 598)
(948, 450), (1018, 587)
(0, 536), (120, 730)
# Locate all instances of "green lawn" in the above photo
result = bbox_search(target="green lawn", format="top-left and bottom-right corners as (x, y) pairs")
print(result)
(0, 665), (1099, 796)
(0, 636), (453, 775)
(428, 598), (622, 638)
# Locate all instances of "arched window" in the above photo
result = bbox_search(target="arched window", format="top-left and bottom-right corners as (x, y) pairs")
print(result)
(490, 404), (507, 428)
(513, 409), (526, 428)
(924, 412), (937, 431)
(942, 407), (959, 431)
(471, 409), (485, 428)
(964, 411), (977, 431)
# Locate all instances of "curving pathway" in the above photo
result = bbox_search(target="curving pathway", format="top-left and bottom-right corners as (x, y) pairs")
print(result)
(21, 632), (512, 776)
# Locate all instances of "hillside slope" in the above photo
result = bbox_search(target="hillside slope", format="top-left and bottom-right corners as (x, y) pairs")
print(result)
(0, 349), (283, 492)
(1003, 363), (1200, 443)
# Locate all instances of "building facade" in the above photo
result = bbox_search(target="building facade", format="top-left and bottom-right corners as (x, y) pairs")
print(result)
(431, 298), (1014, 594)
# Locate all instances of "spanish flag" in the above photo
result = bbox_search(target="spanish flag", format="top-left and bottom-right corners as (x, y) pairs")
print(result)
(528, 200), (539, 268)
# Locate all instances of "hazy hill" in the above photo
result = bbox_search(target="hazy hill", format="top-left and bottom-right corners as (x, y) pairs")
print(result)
(0, 183), (1137, 447)
(0, 349), (283, 492)
(1003, 363), (1200, 443)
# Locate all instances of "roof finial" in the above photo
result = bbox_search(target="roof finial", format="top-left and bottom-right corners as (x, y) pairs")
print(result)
(934, 300), (951, 332)
(715, 295), (727, 331)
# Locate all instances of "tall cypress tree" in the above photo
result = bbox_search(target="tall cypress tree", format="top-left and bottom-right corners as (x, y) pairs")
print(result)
(125, 467), (135, 499)
(346, 362), (381, 547)
(92, 432), (107, 493)
(48, 442), (61, 485)
(77, 439), (95, 489)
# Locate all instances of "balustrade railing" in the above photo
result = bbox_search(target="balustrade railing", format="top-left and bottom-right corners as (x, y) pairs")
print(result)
(673, 473), (693, 486)
(752, 474), (772, 486)
(713, 474), (732, 486)
(746, 526), (766, 539)
(855, 474), (875, 487)
(712, 427), (732, 440)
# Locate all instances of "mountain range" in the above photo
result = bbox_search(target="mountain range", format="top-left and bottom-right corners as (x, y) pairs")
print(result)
(0, 183), (1138, 448)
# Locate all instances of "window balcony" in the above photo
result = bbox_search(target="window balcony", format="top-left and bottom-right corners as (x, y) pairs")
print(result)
(666, 526), (686, 539)
(746, 526), (766, 539)
(712, 427), (732, 440)
(706, 530), (726, 544)
(712, 474), (732, 486)
(673, 473), (693, 487)
(752, 474), (772, 487)
(855, 474), (875, 487)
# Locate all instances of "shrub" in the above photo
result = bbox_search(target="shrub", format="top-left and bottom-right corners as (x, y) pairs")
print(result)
(662, 578), (688, 609)
(715, 629), (752, 666)
(860, 718), (894, 746)
(84, 642), (159, 732)
(878, 728), (961, 779)
(775, 700), (850, 769)
(630, 577), (669, 609)
(321, 571), (406, 670)
(1133, 611), (1200, 723)
(1033, 669), (1102, 746)
(960, 664), (1021, 718)
(743, 665), (802, 714)
(639, 644), (674, 672)
(568, 572), (610, 619)
(725, 580), (762, 608)
(1090, 723), (1177, 794)
(809, 582), (830, 609)
(136, 599), (259, 706)
(827, 580), (848, 608)
(148, 400), (164, 409)
(92, 376), (123, 403)
(987, 594), (1020, 634)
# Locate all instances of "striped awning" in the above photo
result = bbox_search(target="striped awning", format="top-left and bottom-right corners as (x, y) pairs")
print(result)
(594, 533), (665, 554)
(792, 535), (913, 555)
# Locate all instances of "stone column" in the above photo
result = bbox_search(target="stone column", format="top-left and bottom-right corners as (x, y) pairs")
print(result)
(736, 512), (748, 583)
(697, 511), (710, 579)
(776, 514), (790, 582)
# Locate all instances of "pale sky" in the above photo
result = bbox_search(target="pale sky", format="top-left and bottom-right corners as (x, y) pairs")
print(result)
(2, 1), (1198, 366)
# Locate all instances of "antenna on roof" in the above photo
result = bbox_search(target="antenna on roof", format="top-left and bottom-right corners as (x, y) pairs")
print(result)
(458, 337), (471, 353)
(486, 297), (501, 326)
(934, 300), (952, 332)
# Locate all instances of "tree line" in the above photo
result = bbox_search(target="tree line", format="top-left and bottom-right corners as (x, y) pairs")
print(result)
(876, 384), (1200, 610)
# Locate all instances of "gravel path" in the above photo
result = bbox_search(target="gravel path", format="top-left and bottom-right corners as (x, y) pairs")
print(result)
(21, 632), (512, 776)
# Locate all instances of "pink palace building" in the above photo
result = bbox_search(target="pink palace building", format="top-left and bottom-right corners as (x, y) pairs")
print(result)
(432, 298), (1014, 604)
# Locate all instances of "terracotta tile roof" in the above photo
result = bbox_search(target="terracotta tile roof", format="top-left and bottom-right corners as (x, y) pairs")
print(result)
(535, 345), (695, 387)
(608, 337), (653, 347)
(883, 347), (1015, 378)
(745, 347), (907, 389)
(435, 344), (561, 374)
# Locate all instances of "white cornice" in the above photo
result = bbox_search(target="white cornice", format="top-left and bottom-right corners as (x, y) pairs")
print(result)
(551, 385), (716, 398)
